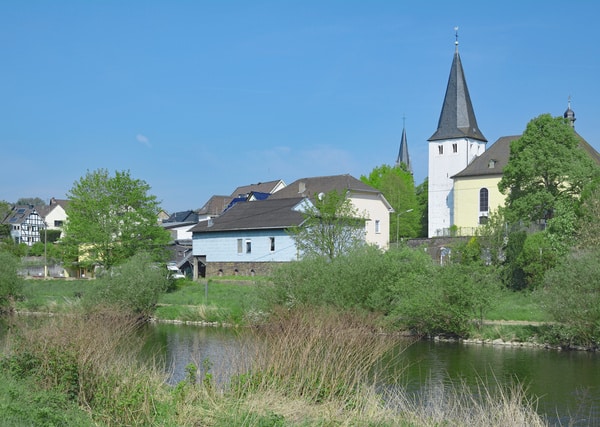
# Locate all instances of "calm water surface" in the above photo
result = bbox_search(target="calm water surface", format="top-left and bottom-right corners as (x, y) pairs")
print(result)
(144, 323), (600, 426)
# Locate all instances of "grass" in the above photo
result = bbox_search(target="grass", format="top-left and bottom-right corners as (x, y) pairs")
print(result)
(485, 288), (549, 322)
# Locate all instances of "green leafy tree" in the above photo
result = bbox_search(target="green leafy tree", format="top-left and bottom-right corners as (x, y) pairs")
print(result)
(415, 178), (428, 237)
(0, 252), (23, 312)
(499, 114), (599, 225)
(478, 207), (508, 266)
(360, 164), (420, 241)
(575, 184), (600, 249)
(288, 190), (366, 261)
(63, 169), (170, 270)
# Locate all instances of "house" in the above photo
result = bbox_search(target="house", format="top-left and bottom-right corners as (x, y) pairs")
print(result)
(427, 38), (600, 237)
(196, 195), (233, 222)
(2, 205), (46, 246)
(189, 197), (307, 278)
(36, 197), (69, 239)
(269, 174), (394, 250)
(230, 179), (286, 198)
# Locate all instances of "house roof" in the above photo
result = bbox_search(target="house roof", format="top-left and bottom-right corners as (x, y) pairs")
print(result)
(2, 205), (39, 225)
(196, 195), (233, 216)
(428, 44), (487, 143)
(189, 197), (306, 233)
(36, 198), (70, 219)
(268, 174), (380, 202)
(164, 210), (199, 223)
(230, 179), (285, 197)
(453, 131), (600, 179)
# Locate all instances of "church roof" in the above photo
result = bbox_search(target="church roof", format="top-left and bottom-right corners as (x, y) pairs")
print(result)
(452, 135), (518, 178)
(453, 131), (600, 179)
(429, 43), (487, 142)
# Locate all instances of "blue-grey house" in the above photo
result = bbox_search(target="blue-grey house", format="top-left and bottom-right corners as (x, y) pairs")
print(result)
(189, 197), (308, 278)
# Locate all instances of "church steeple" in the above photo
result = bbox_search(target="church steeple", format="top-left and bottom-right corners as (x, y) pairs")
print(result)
(396, 116), (412, 173)
(428, 31), (487, 142)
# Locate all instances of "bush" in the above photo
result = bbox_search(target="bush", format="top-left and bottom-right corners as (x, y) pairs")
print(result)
(266, 244), (435, 314)
(0, 251), (23, 312)
(84, 252), (170, 317)
(392, 264), (500, 337)
(540, 249), (600, 347)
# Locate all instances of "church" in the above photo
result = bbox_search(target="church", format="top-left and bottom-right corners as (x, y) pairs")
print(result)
(424, 37), (600, 238)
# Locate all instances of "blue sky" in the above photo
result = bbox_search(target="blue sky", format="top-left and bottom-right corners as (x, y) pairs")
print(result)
(2, 1), (599, 213)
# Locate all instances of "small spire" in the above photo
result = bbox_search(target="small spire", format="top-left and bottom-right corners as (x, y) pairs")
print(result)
(564, 95), (576, 128)
(454, 26), (459, 51)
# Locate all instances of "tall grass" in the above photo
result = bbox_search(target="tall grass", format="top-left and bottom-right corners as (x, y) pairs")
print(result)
(0, 307), (550, 426)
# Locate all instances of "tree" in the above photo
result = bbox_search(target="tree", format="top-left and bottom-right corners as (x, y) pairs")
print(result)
(0, 252), (23, 313)
(360, 164), (420, 241)
(575, 184), (600, 249)
(16, 197), (45, 207)
(541, 249), (600, 346)
(0, 200), (11, 222)
(499, 114), (599, 225)
(288, 190), (366, 261)
(63, 169), (170, 270)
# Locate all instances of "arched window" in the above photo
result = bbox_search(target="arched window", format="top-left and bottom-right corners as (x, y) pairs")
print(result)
(479, 188), (489, 212)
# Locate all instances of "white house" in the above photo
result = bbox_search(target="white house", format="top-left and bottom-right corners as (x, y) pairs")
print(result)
(269, 174), (394, 250)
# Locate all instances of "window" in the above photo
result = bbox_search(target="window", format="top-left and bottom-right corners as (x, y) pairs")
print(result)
(479, 216), (489, 225)
(479, 188), (489, 212)
(438, 145), (444, 155)
(375, 220), (381, 234)
(246, 240), (252, 254)
(237, 239), (243, 254)
(54, 220), (64, 227)
(22, 225), (29, 231)
(269, 237), (275, 252)
(452, 143), (458, 153)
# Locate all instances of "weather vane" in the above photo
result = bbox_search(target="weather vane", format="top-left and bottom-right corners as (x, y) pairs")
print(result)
(454, 26), (459, 46)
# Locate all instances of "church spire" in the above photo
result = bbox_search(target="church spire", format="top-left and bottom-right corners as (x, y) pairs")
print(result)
(396, 116), (412, 173)
(564, 96), (576, 128)
(428, 30), (487, 142)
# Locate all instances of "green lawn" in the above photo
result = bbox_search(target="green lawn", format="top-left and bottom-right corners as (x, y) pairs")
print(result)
(17, 277), (547, 325)
(485, 289), (549, 322)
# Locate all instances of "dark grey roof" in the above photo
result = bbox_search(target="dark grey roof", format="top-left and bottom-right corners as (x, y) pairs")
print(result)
(268, 174), (379, 201)
(231, 179), (284, 197)
(189, 197), (306, 233)
(453, 135), (519, 178)
(396, 126), (412, 173)
(453, 131), (600, 179)
(2, 205), (38, 225)
(35, 198), (69, 219)
(164, 210), (199, 223)
(196, 195), (233, 216)
(429, 46), (487, 142)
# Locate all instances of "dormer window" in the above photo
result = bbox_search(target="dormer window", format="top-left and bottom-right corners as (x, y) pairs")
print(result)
(488, 159), (496, 169)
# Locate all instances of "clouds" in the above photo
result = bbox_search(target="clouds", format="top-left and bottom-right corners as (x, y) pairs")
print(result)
(136, 134), (151, 147)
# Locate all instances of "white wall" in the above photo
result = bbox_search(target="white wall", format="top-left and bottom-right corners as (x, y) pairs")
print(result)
(428, 137), (486, 237)
(193, 229), (298, 262)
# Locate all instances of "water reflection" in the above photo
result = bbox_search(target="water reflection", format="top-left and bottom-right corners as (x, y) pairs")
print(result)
(144, 323), (600, 426)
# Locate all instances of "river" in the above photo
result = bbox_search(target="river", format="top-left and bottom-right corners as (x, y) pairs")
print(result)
(143, 322), (600, 426)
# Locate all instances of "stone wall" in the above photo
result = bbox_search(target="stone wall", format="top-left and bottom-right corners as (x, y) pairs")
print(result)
(205, 261), (287, 277)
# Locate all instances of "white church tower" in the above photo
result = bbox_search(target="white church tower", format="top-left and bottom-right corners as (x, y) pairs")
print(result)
(428, 32), (487, 237)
